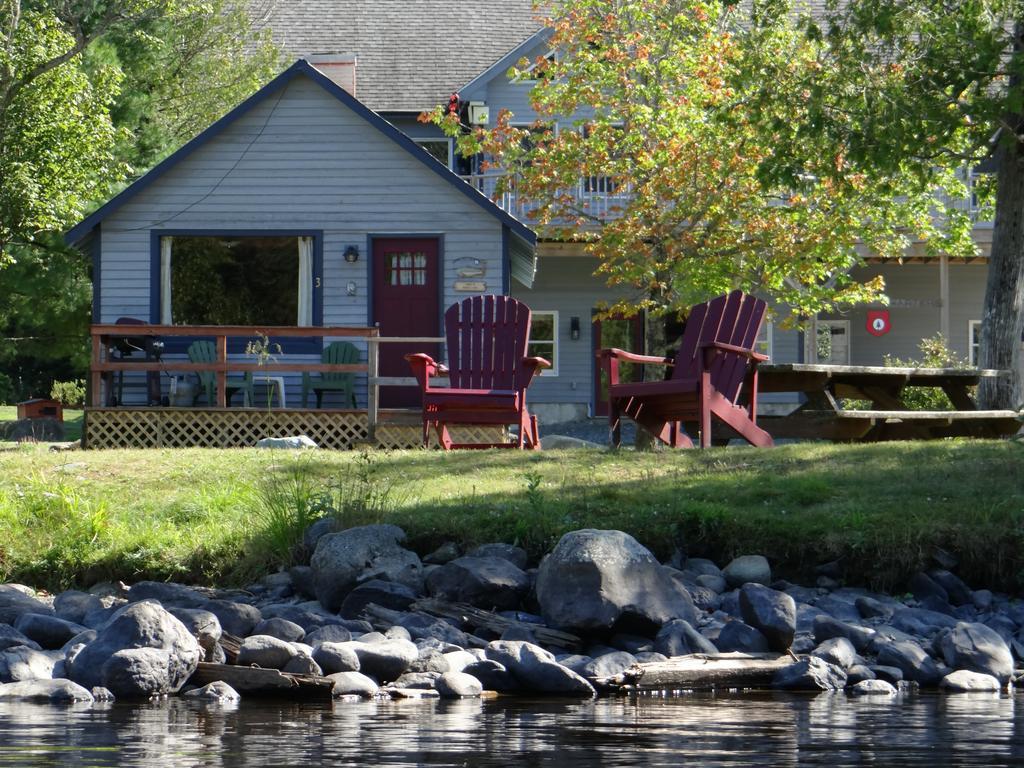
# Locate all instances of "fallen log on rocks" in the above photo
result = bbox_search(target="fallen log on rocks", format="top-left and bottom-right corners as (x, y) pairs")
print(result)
(597, 652), (794, 692)
(409, 598), (582, 650)
(188, 662), (334, 701)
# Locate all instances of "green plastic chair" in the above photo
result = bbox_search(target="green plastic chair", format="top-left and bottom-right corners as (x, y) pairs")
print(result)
(187, 340), (254, 407)
(302, 341), (359, 408)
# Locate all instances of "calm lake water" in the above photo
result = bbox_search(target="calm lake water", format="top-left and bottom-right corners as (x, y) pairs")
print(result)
(0, 690), (1021, 767)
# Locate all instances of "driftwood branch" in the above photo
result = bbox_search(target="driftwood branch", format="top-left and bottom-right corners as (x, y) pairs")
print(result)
(597, 653), (794, 691)
(189, 662), (334, 701)
(409, 598), (582, 649)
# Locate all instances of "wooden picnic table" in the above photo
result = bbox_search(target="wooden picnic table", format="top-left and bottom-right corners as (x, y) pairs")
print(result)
(756, 364), (1021, 442)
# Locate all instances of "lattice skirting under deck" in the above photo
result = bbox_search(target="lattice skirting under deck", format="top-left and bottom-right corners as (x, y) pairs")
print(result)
(83, 409), (508, 450)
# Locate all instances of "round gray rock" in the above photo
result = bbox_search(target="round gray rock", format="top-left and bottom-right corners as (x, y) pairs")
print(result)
(252, 617), (305, 643)
(773, 657), (847, 691)
(655, 619), (717, 657)
(535, 529), (697, 633)
(313, 642), (361, 674)
(850, 679), (897, 696)
(236, 635), (298, 669)
(939, 622), (1014, 684)
(435, 671), (483, 698)
(739, 584), (796, 652)
(349, 638), (419, 682)
(65, 601), (201, 695)
(329, 671), (379, 697)
(723, 555), (771, 588)
(0, 679), (93, 703)
(184, 680), (241, 702)
(940, 669), (1001, 692)
(311, 525), (423, 612)
(426, 556), (530, 610)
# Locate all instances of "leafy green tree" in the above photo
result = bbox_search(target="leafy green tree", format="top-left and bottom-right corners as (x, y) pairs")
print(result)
(807, 0), (1023, 408)
(430, 0), (976, 359)
(0, 0), (280, 400)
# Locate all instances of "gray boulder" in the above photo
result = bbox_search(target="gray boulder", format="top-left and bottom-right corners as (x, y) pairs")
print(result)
(876, 640), (942, 686)
(654, 619), (718, 657)
(0, 646), (59, 682)
(435, 671), (483, 698)
(282, 654), (323, 676)
(65, 601), (202, 696)
(167, 608), (222, 653)
(0, 624), (41, 652)
(812, 615), (875, 653)
(463, 659), (518, 692)
(202, 600), (262, 638)
(535, 530), (697, 633)
(305, 625), (353, 646)
(338, 580), (418, 620)
(236, 635), (298, 669)
(426, 556), (530, 610)
(0, 586), (52, 625)
(328, 671), (379, 697)
(100, 647), (194, 698)
(739, 584), (796, 652)
(891, 607), (957, 636)
(811, 637), (857, 670)
(773, 657), (847, 691)
(581, 651), (636, 680)
(850, 679), (897, 696)
(0, 679), (93, 703)
(938, 622), (1014, 684)
(722, 555), (771, 588)
(312, 642), (361, 674)
(486, 640), (595, 697)
(855, 596), (892, 620)
(939, 669), (1001, 692)
(127, 581), (206, 608)
(392, 671), (442, 689)
(311, 525), (423, 612)
(467, 543), (529, 570)
(929, 570), (973, 607)
(716, 621), (770, 653)
(53, 591), (104, 625)
(183, 680), (241, 703)
(349, 639), (419, 682)
(252, 617), (305, 643)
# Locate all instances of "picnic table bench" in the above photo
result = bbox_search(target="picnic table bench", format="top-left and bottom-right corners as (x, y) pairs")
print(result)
(756, 364), (1022, 442)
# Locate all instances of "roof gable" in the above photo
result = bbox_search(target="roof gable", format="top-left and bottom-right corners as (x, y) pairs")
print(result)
(66, 60), (535, 246)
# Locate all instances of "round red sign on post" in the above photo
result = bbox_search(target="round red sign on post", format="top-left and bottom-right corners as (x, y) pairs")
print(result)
(866, 310), (891, 337)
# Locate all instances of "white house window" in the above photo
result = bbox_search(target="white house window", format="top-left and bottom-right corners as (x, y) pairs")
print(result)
(414, 138), (453, 169)
(528, 311), (558, 375)
(160, 235), (313, 326)
(756, 320), (773, 361)
(969, 320), (981, 366)
(514, 51), (556, 82)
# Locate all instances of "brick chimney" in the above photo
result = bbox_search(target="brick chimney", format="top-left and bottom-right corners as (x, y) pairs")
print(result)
(307, 54), (357, 96)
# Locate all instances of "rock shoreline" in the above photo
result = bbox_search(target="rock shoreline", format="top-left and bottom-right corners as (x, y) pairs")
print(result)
(0, 525), (1020, 704)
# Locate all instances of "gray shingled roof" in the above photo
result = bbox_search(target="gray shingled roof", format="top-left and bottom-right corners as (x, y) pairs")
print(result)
(255, 0), (543, 113)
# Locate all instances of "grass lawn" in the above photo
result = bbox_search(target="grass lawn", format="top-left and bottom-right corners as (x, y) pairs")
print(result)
(0, 405), (83, 443)
(0, 440), (1022, 594)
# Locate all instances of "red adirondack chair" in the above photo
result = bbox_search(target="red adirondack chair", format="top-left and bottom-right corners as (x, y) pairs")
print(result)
(597, 290), (773, 449)
(405, 295), (550, 449)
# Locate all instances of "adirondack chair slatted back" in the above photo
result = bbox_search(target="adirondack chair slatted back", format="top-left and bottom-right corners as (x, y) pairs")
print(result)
(446, 295), (531, 390)
(322, 341), (359, 381)
(671, 290), (767, 403)
(187, 340), (217, 390)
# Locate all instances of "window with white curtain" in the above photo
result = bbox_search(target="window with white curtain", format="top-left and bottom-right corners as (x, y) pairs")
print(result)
(159, 235), (313, 326)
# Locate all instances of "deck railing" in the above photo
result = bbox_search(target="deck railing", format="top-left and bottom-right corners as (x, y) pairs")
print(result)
(89, 324), (453, 440)
(459, 172), (632, 223)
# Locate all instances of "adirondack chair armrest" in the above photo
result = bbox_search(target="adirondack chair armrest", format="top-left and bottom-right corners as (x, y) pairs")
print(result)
(700, 341), (769, 367)
(519, 356), (551, 386)
(597, 348), (674, 366)
(405, 353), (441, 390)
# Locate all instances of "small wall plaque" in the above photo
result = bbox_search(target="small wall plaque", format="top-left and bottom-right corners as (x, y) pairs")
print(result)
(454, 280), (487, 292)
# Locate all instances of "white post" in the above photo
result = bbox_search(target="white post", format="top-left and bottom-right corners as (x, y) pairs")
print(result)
(367, 335), (379, 443)
(939, 254), (950, 341)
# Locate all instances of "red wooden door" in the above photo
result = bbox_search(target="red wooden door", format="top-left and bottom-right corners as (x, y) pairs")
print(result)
(372, 237), (440, 407)
(593, 313), (644, 416)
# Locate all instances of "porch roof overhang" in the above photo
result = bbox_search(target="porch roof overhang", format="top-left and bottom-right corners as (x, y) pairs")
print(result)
(65, 60), (537, 259)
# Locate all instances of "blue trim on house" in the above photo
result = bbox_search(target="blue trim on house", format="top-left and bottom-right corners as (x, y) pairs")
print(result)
(149, 229), (324, 355)
(501, 225), (510, 295)
(458, 28), (553, 101)
(66, 59), (536, 250)
(89, 226), (101, 322)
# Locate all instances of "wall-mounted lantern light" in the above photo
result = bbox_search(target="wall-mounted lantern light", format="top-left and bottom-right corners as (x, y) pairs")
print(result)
(346, 281), (357, 296)
(344, 245), (360, 263)
(570, 316), (581, 341)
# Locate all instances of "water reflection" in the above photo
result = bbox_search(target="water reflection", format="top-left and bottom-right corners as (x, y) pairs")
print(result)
(0, 691), (1021, 766)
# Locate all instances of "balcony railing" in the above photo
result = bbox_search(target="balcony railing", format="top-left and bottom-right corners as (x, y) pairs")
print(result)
(459, 172), (632, 224)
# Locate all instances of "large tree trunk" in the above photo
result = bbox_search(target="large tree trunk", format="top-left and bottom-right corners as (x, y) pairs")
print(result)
(979, 23), (1024, 410)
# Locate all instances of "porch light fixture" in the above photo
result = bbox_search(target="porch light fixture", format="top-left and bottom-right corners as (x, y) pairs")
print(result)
(570, 316), (581, 341)
(344, 245), (359, 263)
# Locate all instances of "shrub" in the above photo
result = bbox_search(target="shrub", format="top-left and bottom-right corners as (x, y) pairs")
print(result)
(883, 334), (971, 411)
(49, 380), (86, 407)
